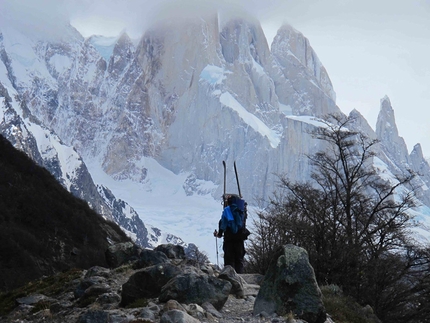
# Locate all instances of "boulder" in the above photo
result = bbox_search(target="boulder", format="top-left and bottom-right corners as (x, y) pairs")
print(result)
(77, 309), (109, 323)
(79, 283), (111, 306)
(218, 265), (245, 298)
(155, 244), (186, 260)
(95, 292), (121, 307)
(201, 302), (223, 318)
(139, 307), (156, 321)
(74, 276), (108, 299)
(121, 263), (182, 306)
(185, 303), (205, 320)
(253, 245), (326, 323)
(159, 273), (231, 310)
(164, 299), (187, 313)
(134, 249), (170, 269)
(85, 266), (111, 278)
(160, 309), (200, 323)
(105, 242), (140, 268)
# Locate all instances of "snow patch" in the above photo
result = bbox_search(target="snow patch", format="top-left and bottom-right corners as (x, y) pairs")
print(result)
(89, 36), (117, 62)
(49, 54), (71, 75)
(219, 91), (281, 148)
(279, 103), (293, 115)
(200, 65), (229, 85)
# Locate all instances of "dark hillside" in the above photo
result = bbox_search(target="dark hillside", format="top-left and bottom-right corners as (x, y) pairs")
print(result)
(0, 135), (130, 291)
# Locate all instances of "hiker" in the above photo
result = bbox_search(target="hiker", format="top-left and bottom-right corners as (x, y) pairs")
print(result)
(214, 195), (246, 273)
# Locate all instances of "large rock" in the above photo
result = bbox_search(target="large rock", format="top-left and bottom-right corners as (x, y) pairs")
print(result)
(121, 263), (182, 306)
(155, 244), (186, 260)
(253, 245), (326, 323)
(160, 309), (200, 323)
(134, 248), (170, 269)
(159, 273), (231, 310)
(105, 242), (140, 268)
(218, 265), (245, 298)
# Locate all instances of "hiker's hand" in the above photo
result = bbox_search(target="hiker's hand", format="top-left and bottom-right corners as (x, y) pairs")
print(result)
(213, 230), (218, 237)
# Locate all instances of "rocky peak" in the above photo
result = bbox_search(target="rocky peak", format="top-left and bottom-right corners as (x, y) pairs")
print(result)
(107, 32), (135, 76)
(376, 95), (409, 165)
(376, 96), (398, 138)
(271, 24), (336, 103)
(348, 108), (377, 140)
(220, 18), (270, 66)
(410, 144), (430, 180)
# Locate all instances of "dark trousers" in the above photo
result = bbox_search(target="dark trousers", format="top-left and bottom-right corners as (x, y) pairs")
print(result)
(223, 239), (245, 274)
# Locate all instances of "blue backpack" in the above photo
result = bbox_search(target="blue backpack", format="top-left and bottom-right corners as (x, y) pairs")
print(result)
(225, 204), (244, 234)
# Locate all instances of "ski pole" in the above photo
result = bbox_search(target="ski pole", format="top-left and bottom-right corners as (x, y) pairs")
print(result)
(215, 236), (219, 267)
(234, 161), (242, 198)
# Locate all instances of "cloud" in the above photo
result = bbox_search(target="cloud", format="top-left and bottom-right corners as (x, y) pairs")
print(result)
(0, 0), (76, 40)
(1, 0), (429, 157)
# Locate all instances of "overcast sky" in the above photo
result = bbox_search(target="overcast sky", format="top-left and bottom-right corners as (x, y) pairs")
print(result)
(1, 0), (429, 158)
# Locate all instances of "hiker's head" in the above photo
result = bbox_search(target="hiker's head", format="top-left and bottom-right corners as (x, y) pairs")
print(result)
(227, 195), (235, 206)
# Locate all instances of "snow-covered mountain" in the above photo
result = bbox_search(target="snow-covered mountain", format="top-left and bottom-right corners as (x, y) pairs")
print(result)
(1, 15), (430, 262)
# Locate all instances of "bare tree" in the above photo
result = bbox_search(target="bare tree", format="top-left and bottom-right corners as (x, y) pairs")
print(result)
(246, 114), (429, 322)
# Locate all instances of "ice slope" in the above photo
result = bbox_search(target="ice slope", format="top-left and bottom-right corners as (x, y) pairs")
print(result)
(86, 157), (224, 263)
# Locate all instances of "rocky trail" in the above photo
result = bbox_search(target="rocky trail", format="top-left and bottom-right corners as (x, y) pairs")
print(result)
(0, 244), (329, 323)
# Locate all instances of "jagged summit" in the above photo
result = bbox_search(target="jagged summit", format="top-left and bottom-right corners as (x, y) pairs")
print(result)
(376, 95), (409, 164)
(380, 94), (391, 104)
(272, 24), (336, 103)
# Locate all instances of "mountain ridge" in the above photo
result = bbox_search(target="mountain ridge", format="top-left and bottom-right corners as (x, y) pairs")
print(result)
(1, 16), (430, 261)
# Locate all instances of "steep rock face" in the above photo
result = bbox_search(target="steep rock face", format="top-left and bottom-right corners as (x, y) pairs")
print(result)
(0, 17), (342, 204)
(271, 24), (337, 116)
(376, 96), (410, 167)
(410, 144), (430, 205)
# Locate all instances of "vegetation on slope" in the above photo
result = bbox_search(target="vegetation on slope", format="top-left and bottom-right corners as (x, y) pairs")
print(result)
(0, 135), (130, 292)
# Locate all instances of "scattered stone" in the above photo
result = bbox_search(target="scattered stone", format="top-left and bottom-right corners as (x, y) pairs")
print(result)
(77, 309), (110, 323)
(0, 243), (348, 323)
(139, 307), (157, 321)
(200, 264), (214, 276)
(164, 299), (187, 313)
(253, 244), (326, 323)
(185, 303), (205, 320)
(50, 300), (74, 314)
(148, 302), (161, 315)
(74, 276), (108, 299)
(205, 311), (217, 322)
(83, 283), (111, 299)
(201, 302), (223, 318)
(85, 266), (111, 278)
(16, 294), (55, 306)
(96, 292), (122, 306)
(160, 309), (200, 323)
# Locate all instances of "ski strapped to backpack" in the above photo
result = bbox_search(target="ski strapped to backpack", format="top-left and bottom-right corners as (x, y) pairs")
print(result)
(222, 161), (251, 240)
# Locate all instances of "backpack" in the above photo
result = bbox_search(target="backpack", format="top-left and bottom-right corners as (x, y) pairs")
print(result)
(225, 195), (250, 239)
(227, 204), (244, 234)
(221, 161), (251, 240)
